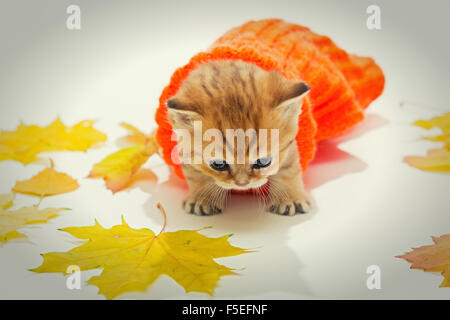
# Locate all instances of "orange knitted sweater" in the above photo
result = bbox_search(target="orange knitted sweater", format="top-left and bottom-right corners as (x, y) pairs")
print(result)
(155, 19), (385, 180)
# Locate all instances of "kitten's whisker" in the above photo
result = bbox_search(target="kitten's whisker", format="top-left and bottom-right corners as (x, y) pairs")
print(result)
(257, 187), (266, 214)
(253, 188), (261, 213)
(269, 181), (289, 203)
(261, 183), (270, 207)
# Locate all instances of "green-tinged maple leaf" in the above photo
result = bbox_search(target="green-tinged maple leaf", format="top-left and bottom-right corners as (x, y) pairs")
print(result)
(32, 212), (249, 299)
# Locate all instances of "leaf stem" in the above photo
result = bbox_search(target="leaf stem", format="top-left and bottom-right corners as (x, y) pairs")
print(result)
(399, 101), (447, 113)
(156, 203), (167, 236)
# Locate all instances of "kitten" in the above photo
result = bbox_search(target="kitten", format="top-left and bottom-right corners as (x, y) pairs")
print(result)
(166, 60), (311, 216)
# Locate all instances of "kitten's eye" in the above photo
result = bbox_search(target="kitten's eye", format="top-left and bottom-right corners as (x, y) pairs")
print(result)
(253, 157), (272, 169)
(209, 160), (229, 171)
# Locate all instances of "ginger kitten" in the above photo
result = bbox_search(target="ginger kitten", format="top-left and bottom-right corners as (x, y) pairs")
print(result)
(166, 60), (311, 216)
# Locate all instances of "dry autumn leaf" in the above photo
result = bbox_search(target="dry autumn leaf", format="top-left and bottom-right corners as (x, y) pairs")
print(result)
(414, 112), (450, 142)
(0, 193), (14, 210)
(13, 167), (79, 197)
(0, 193), (67, 243)
(88, 145), (156, 193)
(397, 234), (450, 287)
(89, 123), (159, 193)
(118, 122), (153, 146)
(404, 112), (450, 172)
(0, 118), (107, 164)
(32, 205), (248, 299)
(404, 148), (450, 172)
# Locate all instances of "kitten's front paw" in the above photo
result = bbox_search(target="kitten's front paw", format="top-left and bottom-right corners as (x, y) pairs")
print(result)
(267, 198), (311, 216)
(182, 198), (223, 216)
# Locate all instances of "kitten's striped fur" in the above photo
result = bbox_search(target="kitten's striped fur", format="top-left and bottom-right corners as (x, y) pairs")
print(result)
(167, 60), (311, 216)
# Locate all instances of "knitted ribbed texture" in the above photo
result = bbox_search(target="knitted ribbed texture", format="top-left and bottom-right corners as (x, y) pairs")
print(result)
(155, 19), (385, 180)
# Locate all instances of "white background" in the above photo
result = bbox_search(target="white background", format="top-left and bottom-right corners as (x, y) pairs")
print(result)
(0, 0), (449, 299)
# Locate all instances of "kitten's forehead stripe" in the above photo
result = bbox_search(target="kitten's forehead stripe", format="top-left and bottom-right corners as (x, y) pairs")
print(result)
(279, 139), (296, 153)
(201, 83), (213, 98)
(212, 64), (220, 76)
(249, 69), (257, 95)
(231, 62), (246, 88)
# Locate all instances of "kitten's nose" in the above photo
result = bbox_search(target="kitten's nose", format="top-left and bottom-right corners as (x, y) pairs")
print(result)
(235, 180), (249, 187)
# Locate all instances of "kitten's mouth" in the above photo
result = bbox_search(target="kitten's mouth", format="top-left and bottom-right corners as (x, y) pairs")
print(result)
(216, 178), (268, 190)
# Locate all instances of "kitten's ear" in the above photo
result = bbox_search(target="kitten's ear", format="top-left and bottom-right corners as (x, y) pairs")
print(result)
(275, 82), (310, 117)
(166, 98), (201, 127)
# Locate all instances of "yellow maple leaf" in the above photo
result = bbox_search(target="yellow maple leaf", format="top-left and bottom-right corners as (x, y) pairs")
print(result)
(0, 118), (107, 164)
(89, 126), (159, 193)
(415, 112), (450, 149)
(0, 193), (66, 243)
(414, 112), (450, 132)
(397, 234), (450, 287)
(404, 112), (450, 171)
(0, 193), (15, 210)
(118, 122), (153, 146)
(13, 167), (79, 197)
(32, 207), (248, 299)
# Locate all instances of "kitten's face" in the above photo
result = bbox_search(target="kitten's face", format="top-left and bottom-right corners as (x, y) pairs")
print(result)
(167, 60), (309, 190)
